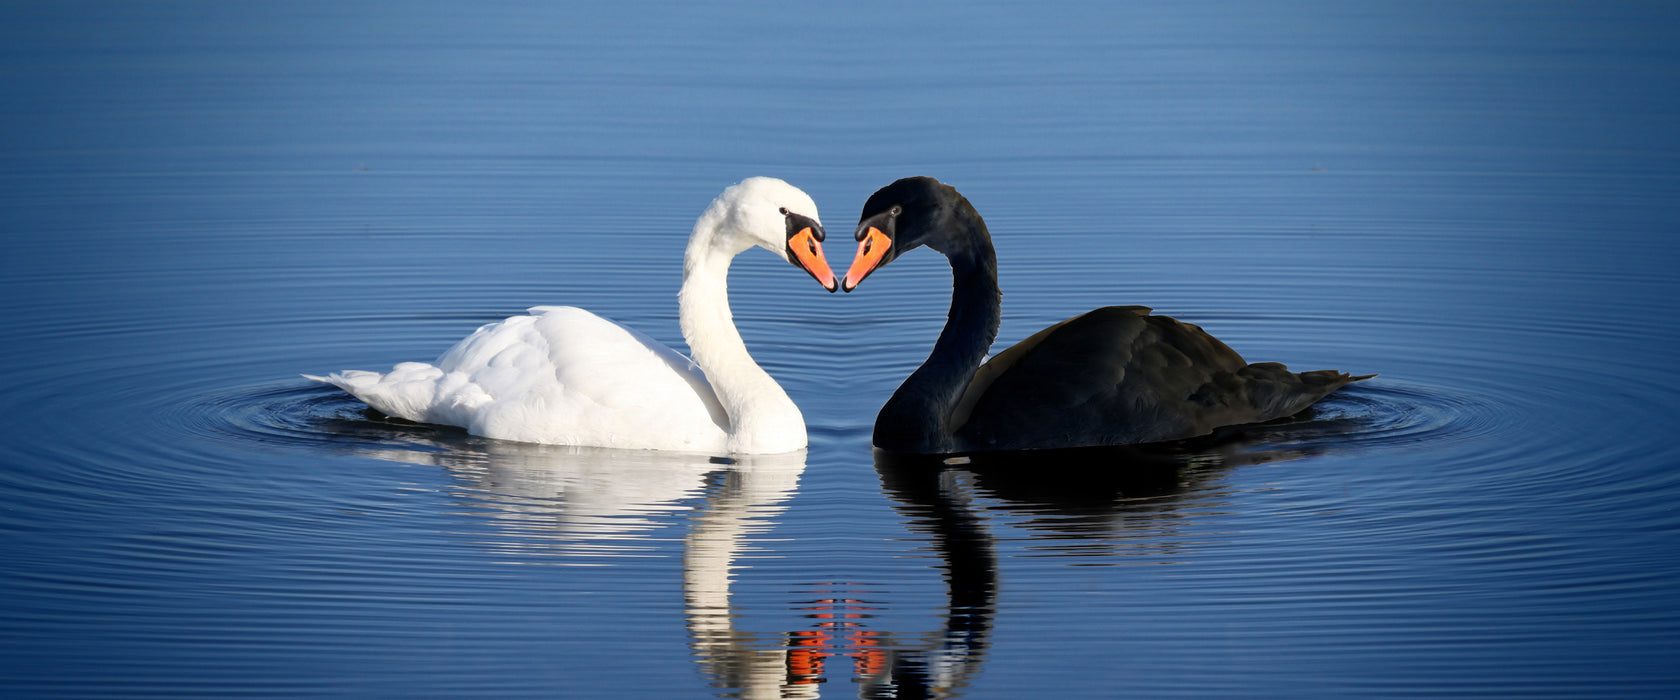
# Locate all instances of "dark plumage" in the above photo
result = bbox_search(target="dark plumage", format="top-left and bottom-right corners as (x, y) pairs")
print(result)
(842, 176), (1371, 454)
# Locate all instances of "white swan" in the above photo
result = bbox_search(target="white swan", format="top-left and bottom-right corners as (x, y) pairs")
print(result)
(308, 177), (837, 454)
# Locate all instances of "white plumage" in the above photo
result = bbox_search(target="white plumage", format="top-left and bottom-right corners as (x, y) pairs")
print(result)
(308, 177), (828, 454)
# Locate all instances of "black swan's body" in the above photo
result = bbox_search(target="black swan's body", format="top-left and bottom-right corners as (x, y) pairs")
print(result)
(841, 176), (1371, 454)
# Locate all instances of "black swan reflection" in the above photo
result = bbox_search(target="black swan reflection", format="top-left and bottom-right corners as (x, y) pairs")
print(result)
(858, 415), (1359, 698)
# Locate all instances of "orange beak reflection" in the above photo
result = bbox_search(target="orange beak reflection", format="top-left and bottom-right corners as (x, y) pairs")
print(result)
(789, 227), (838, 292)
(842, 227), (892, 292)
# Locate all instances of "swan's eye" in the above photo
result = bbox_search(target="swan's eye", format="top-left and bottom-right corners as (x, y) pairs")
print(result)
(779, 207), (789, 215)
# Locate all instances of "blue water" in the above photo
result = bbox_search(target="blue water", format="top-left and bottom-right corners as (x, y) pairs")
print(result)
(4, 2), (1679, 697)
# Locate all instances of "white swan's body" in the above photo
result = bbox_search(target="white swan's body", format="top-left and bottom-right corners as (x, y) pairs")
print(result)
(309, 177), (832, 454)
(316, 305), (738, 451)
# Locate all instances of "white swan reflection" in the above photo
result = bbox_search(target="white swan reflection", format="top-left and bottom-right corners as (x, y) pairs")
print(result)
(351, 436), (820, 697)
(357, 437), (800, 556)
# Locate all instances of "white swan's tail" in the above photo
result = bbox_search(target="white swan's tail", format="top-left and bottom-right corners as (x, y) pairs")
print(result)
(303, 364), (455, 424)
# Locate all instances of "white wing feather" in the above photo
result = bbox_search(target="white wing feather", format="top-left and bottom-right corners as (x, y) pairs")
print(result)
(311, 306), (732, 452)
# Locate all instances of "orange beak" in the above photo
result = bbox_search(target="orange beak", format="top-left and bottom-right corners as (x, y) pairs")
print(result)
(789, 227), (838, 292)
(842, 227), (892, 292)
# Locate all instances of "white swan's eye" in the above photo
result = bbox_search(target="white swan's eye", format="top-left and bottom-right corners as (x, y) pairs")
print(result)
(779, 207), (789, 215)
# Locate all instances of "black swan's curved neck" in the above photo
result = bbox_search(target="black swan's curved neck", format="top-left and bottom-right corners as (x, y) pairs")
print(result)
(874, 207), (1001, 453)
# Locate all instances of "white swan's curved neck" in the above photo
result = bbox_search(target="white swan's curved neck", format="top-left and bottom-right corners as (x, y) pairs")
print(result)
(679, 209), (804, 453)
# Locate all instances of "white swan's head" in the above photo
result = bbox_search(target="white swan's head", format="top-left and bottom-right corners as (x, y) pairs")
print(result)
(705, 177), (837, 292)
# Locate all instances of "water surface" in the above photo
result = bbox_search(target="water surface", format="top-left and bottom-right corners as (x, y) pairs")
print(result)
(3, 2), (1679, 697)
